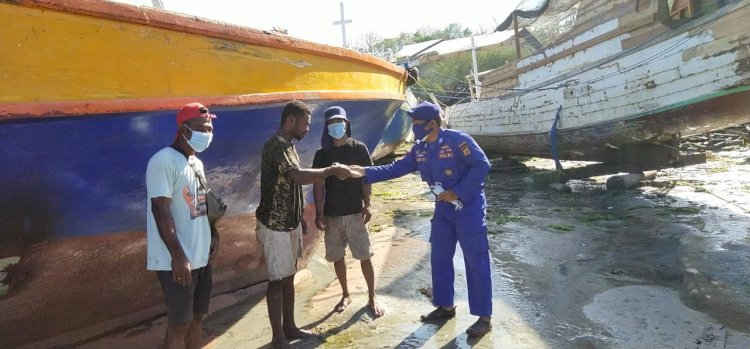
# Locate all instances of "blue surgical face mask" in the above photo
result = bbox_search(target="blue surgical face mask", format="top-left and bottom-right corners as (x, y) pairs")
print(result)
(327, 122), (347, 139)
(183, 125), (213, 152)
(412, 121), (432, 141)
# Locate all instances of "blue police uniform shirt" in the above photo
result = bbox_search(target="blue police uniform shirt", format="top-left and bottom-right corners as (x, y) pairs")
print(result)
(365, 128), (490, 211)
(369, 128), (494, 317)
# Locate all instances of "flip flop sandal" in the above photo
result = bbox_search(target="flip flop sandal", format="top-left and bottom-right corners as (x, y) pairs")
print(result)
(466, 318), (492, 338)
(420, 306), (456, 322)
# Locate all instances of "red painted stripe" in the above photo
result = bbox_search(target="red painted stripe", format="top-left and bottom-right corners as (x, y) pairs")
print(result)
(0, 91), (406, 120)
(14, 0), (406, 79)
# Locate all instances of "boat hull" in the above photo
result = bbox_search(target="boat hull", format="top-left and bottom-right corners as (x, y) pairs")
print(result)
(448, 1), (750, 165)
(472, 87), (750, 163)
(0, 100), (405, 348)
(0, 1), (408, 347)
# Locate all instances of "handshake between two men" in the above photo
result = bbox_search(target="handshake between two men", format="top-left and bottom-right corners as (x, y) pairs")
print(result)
(327, 163), (367, 180)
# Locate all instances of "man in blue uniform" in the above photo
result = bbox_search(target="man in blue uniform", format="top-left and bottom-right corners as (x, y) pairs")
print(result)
(350, 101), (492, 337)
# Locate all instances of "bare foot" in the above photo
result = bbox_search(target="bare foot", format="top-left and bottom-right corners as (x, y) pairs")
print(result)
(271, 338), (294, 349)
(283, 327), (317, 340)
(334, 296), (351, 313)
(367, 299), (385, 318)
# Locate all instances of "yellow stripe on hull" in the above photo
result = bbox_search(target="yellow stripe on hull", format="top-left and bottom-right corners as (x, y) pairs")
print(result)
(1, 1), (406, 105)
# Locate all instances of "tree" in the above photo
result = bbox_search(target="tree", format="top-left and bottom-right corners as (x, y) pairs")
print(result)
(358, 23), (500, 106)
(376, 23), (476, 53)
(438, 23), (473, 40)
(412, 26), (440, 42)
(410, 45), (517, 106)
(353, 32), (384, 53)
(382, 32), (414, 52)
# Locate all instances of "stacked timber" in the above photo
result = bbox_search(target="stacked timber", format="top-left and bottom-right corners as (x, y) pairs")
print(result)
(681, 123), (750, 151)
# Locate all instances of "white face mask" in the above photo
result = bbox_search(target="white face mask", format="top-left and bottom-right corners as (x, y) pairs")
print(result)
(183, 125), (213, 152)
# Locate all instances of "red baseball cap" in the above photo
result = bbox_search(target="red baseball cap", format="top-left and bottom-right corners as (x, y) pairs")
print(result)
(176, 102), (217, 125)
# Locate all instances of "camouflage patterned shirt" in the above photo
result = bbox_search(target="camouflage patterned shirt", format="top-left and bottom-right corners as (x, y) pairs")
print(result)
(256, 134), (303, 231)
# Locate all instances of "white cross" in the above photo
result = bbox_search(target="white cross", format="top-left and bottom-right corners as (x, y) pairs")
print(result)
(332, 2), (352, 47)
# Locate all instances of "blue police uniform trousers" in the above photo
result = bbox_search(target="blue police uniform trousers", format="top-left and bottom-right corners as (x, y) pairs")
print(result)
(431, 200), (492, 317)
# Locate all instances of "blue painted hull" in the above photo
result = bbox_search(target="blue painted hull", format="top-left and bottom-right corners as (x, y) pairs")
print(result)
(0, 100), (402, 242)
(0, 99), (407, 347)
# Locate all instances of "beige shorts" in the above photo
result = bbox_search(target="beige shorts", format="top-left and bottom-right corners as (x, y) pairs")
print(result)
(324, 213), (373, 262)
(256, 221), (302, 281)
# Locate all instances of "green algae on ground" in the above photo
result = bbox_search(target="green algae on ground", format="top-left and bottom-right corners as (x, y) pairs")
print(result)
(579, 212), (619, 223)
(659, 205), (702, 215)
(708, 165), (730, 173)
(548, 223), (574, 232)
(315, 324), (356, 347)
(488, 229), (503, 235)
(492, 214), (526, 225)
(369, 224), (387, 233)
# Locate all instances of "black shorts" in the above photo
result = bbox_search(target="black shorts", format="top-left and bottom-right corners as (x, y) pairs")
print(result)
(156, 265), (213, 325)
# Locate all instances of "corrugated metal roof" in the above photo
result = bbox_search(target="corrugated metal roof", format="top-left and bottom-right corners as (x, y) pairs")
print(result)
(394, 30), (515, 61)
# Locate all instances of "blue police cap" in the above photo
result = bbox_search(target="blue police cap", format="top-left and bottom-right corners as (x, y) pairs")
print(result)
(407, 102), (440, 121)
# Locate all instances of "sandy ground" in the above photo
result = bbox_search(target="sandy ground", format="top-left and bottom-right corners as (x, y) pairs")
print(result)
(80, 148), (750, 348)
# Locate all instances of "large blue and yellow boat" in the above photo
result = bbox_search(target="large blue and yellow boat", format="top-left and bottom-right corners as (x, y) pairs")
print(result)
(0, 0), (410, 347)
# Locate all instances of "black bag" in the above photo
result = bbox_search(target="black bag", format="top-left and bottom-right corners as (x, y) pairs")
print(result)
(188, 161), (227, 226)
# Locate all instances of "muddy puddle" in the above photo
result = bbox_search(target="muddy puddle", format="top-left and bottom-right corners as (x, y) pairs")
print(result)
(479, 149), (750, 348)
(81, 149), (750, 348)
(306, 149), (750, 349)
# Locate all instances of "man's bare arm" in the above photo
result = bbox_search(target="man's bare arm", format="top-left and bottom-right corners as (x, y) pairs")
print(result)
(288, 163), (360, 185)
(151, 197), (191, 286)
(313, 181), (326, 230)
(361, 183), (372, 224)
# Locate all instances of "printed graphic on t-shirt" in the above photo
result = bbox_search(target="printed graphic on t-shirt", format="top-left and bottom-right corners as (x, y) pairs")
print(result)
(182, 185), (208, 219)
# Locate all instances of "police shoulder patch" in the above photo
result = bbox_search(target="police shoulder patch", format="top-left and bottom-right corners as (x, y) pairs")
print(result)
(459, 141), (471, 156)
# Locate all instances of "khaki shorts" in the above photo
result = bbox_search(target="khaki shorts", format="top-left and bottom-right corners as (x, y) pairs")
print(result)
(324, 213), (373, 262)
(256, 221), (302, 281)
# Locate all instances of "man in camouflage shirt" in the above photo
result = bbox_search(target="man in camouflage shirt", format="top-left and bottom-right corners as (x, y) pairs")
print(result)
(255, 100), (356, 349)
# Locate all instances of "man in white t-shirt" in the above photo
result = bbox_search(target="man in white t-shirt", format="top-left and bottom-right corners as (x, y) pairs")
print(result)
(146, 102), (219, 349)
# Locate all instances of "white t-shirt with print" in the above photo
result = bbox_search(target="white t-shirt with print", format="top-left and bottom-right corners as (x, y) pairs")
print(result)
(146, 147), (211, 271)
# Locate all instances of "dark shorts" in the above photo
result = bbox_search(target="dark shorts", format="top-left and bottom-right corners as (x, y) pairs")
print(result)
(156, 265), (213, 325)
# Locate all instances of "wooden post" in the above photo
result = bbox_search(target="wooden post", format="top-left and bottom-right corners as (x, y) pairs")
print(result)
(513, 13), (521, 59)
(471, 36), (481, 100)
(606, 171), (657, 190)
(549, 182), (572, 192)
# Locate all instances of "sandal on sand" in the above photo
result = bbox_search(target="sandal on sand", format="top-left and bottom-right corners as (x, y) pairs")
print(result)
(466, 318), (492, 338)
(420, 306), (456, 322)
